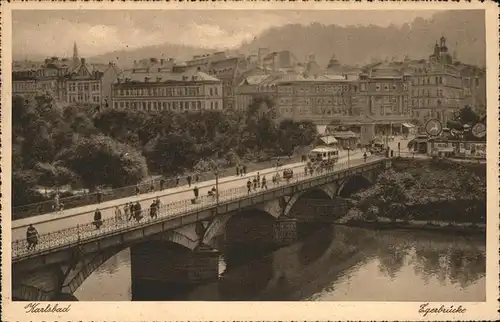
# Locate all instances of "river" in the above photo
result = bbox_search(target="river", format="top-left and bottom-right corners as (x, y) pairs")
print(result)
(74, 225), (485, 301)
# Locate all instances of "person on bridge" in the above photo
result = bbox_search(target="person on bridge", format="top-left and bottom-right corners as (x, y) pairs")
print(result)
(150, 201), (158, 219)
(261, 176), (267, 190)
(26, 224), (39, 251)
(257, 172), (261, 188)
(149, 182), (155, 192)
(93, 208), (103, 229)
(242, 165), (247, 175)
(247, 180), (252, 194)
(193, 186), (199, 199)
(304, 165), (308, 176)
(363, 152), (367, 162)
(176, 176), (180, 186)
(155, 198), (162, 214)
(236, 165), (240, 176)
(195, 173), (200, 183)
(160, 178), (165, 190)
(187, 175), (192, 187)
(134, 202), (143, 221)
(114, 206), (123, 223)
(135, 184), (140, 195)
(253, 177), (258, 190)
(124, 203), (131, 221)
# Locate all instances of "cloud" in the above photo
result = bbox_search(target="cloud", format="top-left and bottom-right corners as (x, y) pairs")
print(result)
(12, 10), (439, 58)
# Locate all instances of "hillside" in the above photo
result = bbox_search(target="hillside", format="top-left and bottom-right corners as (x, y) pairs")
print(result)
(14, 10), (485, 69)
(89, 43), (213, 66)
(238, 10), (485, 68)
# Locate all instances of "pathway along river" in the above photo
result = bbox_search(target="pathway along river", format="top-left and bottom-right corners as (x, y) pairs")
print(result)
(74, 225), (485, 301)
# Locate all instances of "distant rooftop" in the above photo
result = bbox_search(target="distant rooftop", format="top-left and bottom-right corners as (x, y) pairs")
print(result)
(118, 69), (220, 83)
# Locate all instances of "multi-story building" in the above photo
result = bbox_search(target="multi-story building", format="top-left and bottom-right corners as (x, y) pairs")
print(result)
(185, 52), (254, 110)
(458, 64), (486, 116)
(12, 68), (39, 96)
(405, 37), (463, 123)
(66, 58), (121, 106)
(12, 43), (121, 107)
(111, 69), (223, 113)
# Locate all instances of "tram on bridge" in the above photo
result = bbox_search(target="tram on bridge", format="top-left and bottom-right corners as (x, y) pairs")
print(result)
(308, 146), (339, 171)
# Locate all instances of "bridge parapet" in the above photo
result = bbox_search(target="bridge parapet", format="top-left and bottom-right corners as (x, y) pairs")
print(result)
(13, 157), (387, 263)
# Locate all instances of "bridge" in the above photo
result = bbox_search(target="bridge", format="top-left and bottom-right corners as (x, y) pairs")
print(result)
(11, 154), (389, 301)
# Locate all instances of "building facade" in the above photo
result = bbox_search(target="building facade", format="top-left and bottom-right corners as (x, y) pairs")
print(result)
(66, 58), (120, 106)
(111, 69), (223, 113)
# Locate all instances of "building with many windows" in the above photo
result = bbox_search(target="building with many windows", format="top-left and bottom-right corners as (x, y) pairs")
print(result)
(12, 43), (121, 108)
(111, 69), (223, 113)
(66, 58), (121, 106)
(185, 52), (255, 110)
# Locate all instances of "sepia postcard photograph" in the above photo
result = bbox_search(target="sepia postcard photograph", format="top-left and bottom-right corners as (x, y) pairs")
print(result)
(2, 1), (499, 321)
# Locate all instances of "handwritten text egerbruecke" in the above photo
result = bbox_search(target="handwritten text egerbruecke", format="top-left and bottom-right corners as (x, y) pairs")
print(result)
(25, 303), (72, 313)
(419, 303), (467, 317)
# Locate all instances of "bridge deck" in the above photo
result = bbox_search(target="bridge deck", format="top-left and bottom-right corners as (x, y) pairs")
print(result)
(12, 153), (384, 260)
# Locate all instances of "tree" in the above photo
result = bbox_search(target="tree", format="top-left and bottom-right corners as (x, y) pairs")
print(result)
(60, 135), (148, 189)
(143, 133), (197, 176)
(458, 106), (480, 125)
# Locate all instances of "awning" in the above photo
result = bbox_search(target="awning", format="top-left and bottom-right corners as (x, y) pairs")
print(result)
(320, 136), (338, 145)
(402, 123), (415, 128)
(436, 147), (454, 152)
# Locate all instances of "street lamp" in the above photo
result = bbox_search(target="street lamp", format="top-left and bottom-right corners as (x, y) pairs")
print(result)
(209, 159), (220, 205)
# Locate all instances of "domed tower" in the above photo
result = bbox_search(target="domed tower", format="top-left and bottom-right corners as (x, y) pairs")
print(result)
(326, 53), (341, 73)
(439, 36), (448, 53)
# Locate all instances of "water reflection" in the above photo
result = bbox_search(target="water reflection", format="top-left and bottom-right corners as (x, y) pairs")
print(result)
(75, 226), (486, 302)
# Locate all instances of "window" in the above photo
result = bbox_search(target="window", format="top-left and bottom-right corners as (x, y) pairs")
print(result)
(392, 84), (397, 90)
(360, 83), (366, 91)
(215, 101), (219, 109)
(114, 102), (118, 109)
(125, 102), (130, 108)
(384, 84), (389, 91)
(120, 102), (125, 108)
(375, 83), (381, 91)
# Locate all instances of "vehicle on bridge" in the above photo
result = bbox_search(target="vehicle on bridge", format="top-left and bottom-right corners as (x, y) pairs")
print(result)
(309, 146), (339, 171)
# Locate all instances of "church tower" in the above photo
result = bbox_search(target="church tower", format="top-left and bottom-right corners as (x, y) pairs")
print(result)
(72, 42), (80, 66)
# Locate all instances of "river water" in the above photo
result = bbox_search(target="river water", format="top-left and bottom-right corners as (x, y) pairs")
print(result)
(74, 225), (485, 301)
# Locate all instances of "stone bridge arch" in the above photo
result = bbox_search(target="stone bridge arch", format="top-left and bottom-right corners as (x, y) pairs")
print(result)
(13, 222), (205, 301)
(200, 183), (339, 246)
(337, 173), (374, 197)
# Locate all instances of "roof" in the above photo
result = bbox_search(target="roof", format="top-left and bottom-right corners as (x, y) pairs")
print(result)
(119, 69), (220, 83)
(319, 136), (339, 145)
(311, 146), (338, 153)
(330, 131), (358, 139)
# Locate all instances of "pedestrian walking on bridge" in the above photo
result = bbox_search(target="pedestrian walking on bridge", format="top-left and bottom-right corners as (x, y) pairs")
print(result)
(93, 208), (103, 229)
(160, 178), (165, 191)
(187, 175), (192, 187)
(26, 224), (39, 251)
(150, 201), (158, 219)
(247, 180), (252, 194)
(135, 184), (140, 196)
(253, 177), (258, 190)
(114, 206), (123, 224)
(262, 176), (267, 190)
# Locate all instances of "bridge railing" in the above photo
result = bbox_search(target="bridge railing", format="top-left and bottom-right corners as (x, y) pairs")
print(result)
(12, 157), (385, 260)
(12, 156), (304, 219)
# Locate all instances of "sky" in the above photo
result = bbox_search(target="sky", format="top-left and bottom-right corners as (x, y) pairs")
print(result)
(12, 10), (439, 58)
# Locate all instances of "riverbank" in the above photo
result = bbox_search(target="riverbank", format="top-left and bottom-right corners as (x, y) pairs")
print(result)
(339, 217), (486, 235)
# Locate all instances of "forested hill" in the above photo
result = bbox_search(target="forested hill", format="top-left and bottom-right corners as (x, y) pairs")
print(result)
(85, 11), (484, 68)
(238, 10), (485, 67)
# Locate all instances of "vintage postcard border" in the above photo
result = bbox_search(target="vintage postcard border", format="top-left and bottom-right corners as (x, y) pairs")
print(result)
(1, 1), (499, 321)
